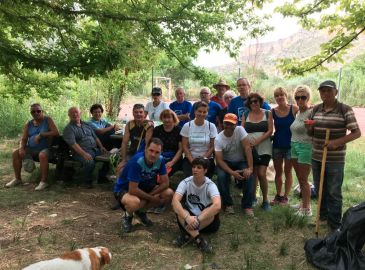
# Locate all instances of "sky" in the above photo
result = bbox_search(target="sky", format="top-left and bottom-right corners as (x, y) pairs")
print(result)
(195, 5), (301, 68)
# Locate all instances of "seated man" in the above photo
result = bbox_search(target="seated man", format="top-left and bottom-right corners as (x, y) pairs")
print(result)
(114, 138), (174, 233)
(215, 113), (254, 215)
(172, 157), (221, 253)
(63, 107), (108, 188)
(88, 103), (120, 151)
(6, 103), (59, 191)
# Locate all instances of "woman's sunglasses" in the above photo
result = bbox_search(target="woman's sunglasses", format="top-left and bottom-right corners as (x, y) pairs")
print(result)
(294, 96), (307, 101)
(249, 99), (259, 104)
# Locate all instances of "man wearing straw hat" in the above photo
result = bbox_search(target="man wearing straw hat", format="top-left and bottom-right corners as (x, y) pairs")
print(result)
(212, 79), (230, 108)
(307, 80), (361, 231)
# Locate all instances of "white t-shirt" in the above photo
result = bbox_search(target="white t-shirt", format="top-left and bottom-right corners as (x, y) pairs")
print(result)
(180, 120), (218, 158)
(175, 176), (220, 216)
(215, 126), (248, 162)
(145, 101), (169, 121)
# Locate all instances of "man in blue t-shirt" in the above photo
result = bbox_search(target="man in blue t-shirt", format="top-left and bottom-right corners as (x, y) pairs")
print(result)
(190, 87), (222, 127)
(169, 87), (193, 127)
(114, 138), (174, 233)
(228, 78), (270, 126)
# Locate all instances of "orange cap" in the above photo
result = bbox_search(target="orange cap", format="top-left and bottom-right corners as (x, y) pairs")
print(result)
(223, 113), (238, 125)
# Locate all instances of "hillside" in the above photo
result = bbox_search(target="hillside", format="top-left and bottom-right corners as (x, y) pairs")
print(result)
(209, 29), (365, 75)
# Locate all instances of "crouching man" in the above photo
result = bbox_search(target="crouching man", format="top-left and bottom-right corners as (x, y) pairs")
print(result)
(172, 157), (221, 253)
(114, 138), (174, 233)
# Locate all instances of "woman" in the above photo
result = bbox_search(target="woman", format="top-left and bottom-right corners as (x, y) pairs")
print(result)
(271, 87), (298, 206)
(218, 90), (236, 130)
(181, 101), (217, 178)
(145, 87), (169, 122)
(152, 109), (183, 176)
(88, 104), (120, 151)
(241, 93), (273, 211)
(290, 85), (313, 216)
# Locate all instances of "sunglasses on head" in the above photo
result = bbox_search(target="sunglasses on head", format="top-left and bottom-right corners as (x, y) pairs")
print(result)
(294, 95), (307, 101)
(31, 110), (42, 114)
(249, 99), (259, 104)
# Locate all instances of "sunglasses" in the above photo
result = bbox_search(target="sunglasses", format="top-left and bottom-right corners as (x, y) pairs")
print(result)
(31, 110), (42, 114)
(200, 92), (210, 95)
(152, 93), (161, 96)
(249, 99), (259, 104)
(294, 96), (307, 101)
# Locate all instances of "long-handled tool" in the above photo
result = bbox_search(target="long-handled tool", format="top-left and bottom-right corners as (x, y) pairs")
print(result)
(315, 128), (330, 238)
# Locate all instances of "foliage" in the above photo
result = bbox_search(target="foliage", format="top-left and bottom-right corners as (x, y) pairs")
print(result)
(276, 0), (365, 76)
(0, 0), (272, 100)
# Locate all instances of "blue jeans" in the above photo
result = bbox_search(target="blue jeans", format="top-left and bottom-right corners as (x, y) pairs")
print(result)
(312, 160), (344, 230)
(216, 160), (254, 209)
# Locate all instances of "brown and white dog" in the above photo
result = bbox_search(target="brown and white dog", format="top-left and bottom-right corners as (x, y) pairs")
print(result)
(23, 246), (111, 270)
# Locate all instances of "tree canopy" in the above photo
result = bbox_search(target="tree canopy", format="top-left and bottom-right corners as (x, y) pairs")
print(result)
(0, 0), (271, 100)
(276, 0), (365, 76)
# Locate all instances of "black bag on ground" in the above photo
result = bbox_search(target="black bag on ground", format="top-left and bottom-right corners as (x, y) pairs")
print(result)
(304, 201), (365, 270)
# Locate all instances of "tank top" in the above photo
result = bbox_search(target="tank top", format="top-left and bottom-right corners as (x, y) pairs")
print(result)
(245, 111), (272, 156)
(272, 105), (295, 148)
(290, 108), (312, 144)
(127, 120), (152, 155)
(26, 116), (50, 150)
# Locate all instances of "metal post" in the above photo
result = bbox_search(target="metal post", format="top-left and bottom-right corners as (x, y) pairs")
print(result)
(337, 67), (342, 101)
(238, 67), (241, 78)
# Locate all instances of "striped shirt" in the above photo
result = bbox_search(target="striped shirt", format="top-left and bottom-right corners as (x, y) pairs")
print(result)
(310, 101), (359, 163)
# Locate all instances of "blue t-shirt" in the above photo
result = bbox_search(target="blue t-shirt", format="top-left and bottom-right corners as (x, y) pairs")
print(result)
(114, 152), (167, 193)
(169, 100), (193, 127)
(27, 116), (50, 150)
(190, 101), (222, 126)
(228, 96), (271, 126)
(87, 119), (110, 130)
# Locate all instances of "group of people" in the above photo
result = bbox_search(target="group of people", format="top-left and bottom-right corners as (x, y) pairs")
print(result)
(6, 77), (361, 252)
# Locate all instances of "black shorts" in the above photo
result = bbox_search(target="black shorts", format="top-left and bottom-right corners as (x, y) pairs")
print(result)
(254, 154), (271, 167)
(180, 205), (220, 234)
(114, 190), (128, 211)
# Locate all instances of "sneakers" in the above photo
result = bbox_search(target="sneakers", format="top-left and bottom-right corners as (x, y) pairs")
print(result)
(279, 196), (289, 206)
(243, 208), (254, 217)
(261, 201), (271, 211)
(295, 207), (313, 217)
(270, 194), (281, 206)
(225, 206), (235, 214)
(147, 205), (166, 214)
(121, 213), (133, 233)
(195, 236), (213, 253)
(5, 179), (22, 188)
(35, 181), (48, 191)
(173, 234), (191, 247)
(135, 211), (153, 227)
(290, 203), (302, 210)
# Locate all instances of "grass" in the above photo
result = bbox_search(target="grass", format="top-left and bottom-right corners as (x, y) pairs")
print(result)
(0, 138), (365, 269)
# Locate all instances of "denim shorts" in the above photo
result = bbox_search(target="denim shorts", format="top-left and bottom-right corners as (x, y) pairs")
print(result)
(272, 148), (291, 161)
(291, 142), (312, 165)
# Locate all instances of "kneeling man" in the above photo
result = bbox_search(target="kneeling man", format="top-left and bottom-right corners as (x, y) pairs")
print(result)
(114, 138), (174, 233)
(172, 157), (221, 253)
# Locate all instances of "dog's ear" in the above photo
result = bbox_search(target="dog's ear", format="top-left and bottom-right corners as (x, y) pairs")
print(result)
(99, 248), (111, 265)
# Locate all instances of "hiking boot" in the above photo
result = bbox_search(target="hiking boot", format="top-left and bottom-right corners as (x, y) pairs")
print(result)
(270, 194), (281, 206)
(261, 201), (271, 212)
(35, 181), (48, 191)
(5, 179), (22, 188)
(279, 196), (289, 206)
(243, 208), (254, 217)
(195, 236), (213, 253)
(173, 234), (191, 247)
(135, 210), (153, 227)
(225, 206), (235, 214)
(121, 213), (133, 233)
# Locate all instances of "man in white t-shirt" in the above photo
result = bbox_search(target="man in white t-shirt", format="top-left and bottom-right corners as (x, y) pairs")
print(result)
(145, 87), (169, 122)
(215, 113), (254, 216)
(172, 157), (221, 253)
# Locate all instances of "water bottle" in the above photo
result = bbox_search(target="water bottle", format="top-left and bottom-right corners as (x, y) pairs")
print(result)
(121, 114), (129, 134)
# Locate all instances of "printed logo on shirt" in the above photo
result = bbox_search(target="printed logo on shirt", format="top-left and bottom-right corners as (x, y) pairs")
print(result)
(190, 132), (207, 145)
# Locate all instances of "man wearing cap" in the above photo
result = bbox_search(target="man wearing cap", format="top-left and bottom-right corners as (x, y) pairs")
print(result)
(211, 79), (230, 108)
(228, 78), (270, 126)
(306, 80), (361, 231)
(190, 87), (222, 127)
(145, 87), (169, 122)
(6, 103), (59, 191)
(169, 87), (193, 127)
(215, 113), (254, 215)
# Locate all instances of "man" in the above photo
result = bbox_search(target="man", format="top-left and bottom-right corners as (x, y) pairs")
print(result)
(190, 87), (221, 127)
(114, 138), (174, 233)
(169, 87), (193, 127)
(307, 80), (361, 231)
(228, 78), (270, 126)
(172, 157), (221, 253)
(211, 79), (230, 108)
(215, 113), (254, 215)
(6, 103), (59, 191)
(63, 107), (108, 188)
